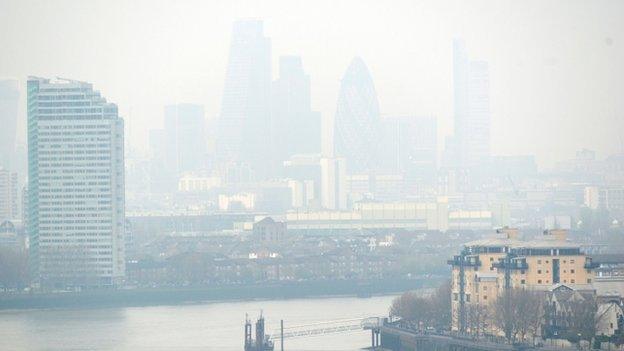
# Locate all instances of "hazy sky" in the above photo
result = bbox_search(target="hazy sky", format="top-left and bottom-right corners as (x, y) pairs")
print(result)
(1, 0), (623, 168)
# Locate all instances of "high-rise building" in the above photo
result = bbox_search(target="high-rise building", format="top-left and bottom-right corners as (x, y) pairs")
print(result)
(164, 103), (206, 175)
(452, 39), (491, 169)
(271, 56), (321, 169)
(0, 80), (19, 169)
(0, 168), (18, 221)
(27, 77), (125, 288)
(379, 116), (438, 183)
(217, 19), (272, 180)
(334, 57), (381, 174)
(320, 157), (347, 210)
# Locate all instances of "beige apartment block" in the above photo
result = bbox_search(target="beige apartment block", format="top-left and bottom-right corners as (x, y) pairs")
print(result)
(449, 228), (598, 332)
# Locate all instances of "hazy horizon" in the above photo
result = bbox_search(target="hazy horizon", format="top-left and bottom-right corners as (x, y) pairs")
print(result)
(2, 0), (623, 168)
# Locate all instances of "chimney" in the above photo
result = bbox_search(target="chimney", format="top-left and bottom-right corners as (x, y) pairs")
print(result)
(546, 229), (568, 242)
(497, 227), (519, 240)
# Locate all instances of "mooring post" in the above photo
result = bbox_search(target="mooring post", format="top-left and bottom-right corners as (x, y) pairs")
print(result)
(371, 329), (375, 348)
(280, 319), (284, 351)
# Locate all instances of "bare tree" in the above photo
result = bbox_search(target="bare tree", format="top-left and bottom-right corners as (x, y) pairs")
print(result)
(561, 297), (598, 344)
(389, 280), (452, 331)
(0, 247), (29, 290)
(492, 288), (544, 343)
(466, 303), (491, 337)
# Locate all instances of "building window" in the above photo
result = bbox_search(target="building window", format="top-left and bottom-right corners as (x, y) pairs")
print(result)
(571, 279), (575, 283)
(538, 279), (542, 284)
(538, 270), (542, 274)
(521, 279), (526, 284)
(570, 269), (575, 274)
(466, 294), (471, 302)
(483, 286), (487, 291)
(571, 259), (575, 264)
(563, 280), (567, 283)
(587, 279), (592, 283)
(454, 293), (458, 301)
(483, 295), (487, 300)
(490, 257), (494, 261)
(538, 260), (542, 264)
(521, 270), (525, 274)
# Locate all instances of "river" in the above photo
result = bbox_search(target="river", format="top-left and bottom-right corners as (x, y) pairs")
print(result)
(0, 295), (397, 351)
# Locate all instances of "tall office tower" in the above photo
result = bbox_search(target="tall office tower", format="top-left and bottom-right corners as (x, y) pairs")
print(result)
(320, 157), (347, 210)
(271, 56), (321, 169)
(27, 77), (125, 288)
(0, 80), (19, 169)
(334, 57), (381, 174)
(0, 169), (18, 221)
(217, 19), (272, 180)
(379, 116), (438, 182)
(453, 39), (491, 169)
(164, 103), (206, 175)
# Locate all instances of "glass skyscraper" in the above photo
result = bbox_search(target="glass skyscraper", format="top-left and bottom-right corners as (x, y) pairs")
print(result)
(217, 19), (272, 180)
(27, 77), (125, 288)
(334, 57), (381, 174)
(453, 39), (491, 169)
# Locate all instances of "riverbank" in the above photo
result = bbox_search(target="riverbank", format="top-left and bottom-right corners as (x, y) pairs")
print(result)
(0, 277), (442, 310)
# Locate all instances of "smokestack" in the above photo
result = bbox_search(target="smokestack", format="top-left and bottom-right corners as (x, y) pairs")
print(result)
(548, 229), (568, 242)
(497, 227), (519, 240)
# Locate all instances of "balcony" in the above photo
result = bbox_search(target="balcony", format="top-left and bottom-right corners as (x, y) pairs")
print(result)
(447, 255), (481, 267)
(584, 260), (600, 269)
(492, 259), (528, 270)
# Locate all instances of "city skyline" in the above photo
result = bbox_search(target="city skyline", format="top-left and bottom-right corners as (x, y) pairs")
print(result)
(1, 0), (623, 168)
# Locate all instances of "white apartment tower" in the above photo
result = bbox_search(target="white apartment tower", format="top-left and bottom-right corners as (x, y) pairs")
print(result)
(27, 77), (125, 288)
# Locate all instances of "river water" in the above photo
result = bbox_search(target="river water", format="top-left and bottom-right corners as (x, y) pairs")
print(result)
(0, 295), (396, 351)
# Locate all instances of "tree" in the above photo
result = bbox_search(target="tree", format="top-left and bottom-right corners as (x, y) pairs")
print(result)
(561, 297), (598, 344)
(0, 247), (29, 290)
(491, 288), (544, 343)
(389, 280), (452, 331)
(466, 303), (491, 337)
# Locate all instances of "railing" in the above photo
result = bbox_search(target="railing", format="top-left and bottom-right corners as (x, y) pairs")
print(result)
(269, 317), (383, 340)
(447, 255), (482, 267)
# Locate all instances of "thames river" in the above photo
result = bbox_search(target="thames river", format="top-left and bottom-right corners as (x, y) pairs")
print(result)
(0, 295), (396, 351)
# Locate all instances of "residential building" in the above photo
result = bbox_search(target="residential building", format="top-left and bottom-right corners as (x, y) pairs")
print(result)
(449, 228), (598, 332)
(27, 77), (125, 288)
(253, 217), (286, 243)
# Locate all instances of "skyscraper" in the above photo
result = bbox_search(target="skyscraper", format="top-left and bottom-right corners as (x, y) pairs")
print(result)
(452, 39), (491, 169)
(334, 57), (381, 174)
(164, 103), (206, 175)
(271, 56), (321, 169)
(379, 116), (438, 184)
(217, 19), (272, 180)
(27, 77), (125, 288)
(0, 80), (19, 169)
(0, 168), (18, 221)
